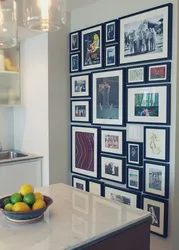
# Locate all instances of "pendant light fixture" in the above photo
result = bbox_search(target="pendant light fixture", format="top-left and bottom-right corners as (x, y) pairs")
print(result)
(0, 0), (17, 48)
(23, 0), (66, 32)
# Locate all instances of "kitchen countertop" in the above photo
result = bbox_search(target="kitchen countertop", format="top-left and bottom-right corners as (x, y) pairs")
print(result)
(0, 183), (151, 250)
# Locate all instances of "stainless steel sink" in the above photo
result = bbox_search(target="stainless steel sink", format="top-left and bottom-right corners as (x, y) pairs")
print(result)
(0, 151), (28, 160)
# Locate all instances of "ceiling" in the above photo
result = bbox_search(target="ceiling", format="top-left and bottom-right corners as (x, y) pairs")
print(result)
(66, 0), (100, 12)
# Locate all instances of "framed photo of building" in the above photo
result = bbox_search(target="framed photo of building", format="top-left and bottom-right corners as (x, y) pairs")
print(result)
(70, 31), (80, 52)
(92, 69), (124, 126)
(142, 194), (168, 238)
(71, 100), (91, 123)
(144, 126), (170, 162)
(144, 161), (169, 198)
(119, 4), (173, 65)
(127, 84), (171, 125)
(88, 180), (104, 196)
(127, 166), (143, 191)
(147, 62), (171, 83)
(101, 129), (126, 156)
(127, 66), (147, 84)
(72, 175), (88, 191)
(70, 53), (80, 73)
(105, 45), (118, 67)
(70, 74), (91, 98)
(81, 24), (103, 71)
(127, 142), (143, 166)
(104, 19), (118, 44)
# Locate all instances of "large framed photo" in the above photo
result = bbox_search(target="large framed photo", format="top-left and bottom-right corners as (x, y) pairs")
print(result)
(144, 161), (169, 198)
(144, 126), (170, 162)
(71, 100), (91, 123)
(70, 31), (80, 52)
(105, 185), (141, 208)
(127, 66), (147, 84)
(101, 129), (126, 156)
(127, 84), (171, 125)
(105, 45), (118, 68)
(142, 194), (168, 238)
(127, 142), (143, 166)
(81, 25), (103, 71)
(147, 62), (171, 83)
(101, 155), (125, 184)
(70, 74), (90, 98)
(88, 180), (104, 196)
(127, 166), (143, 191)
(104, 19), (118, 44)
(119, 4), (173, 65)
(71, 126), (99, 178)
(72, 175), (88, 191)
(92, 69), (124, 126)
(70, 53), (80, 73)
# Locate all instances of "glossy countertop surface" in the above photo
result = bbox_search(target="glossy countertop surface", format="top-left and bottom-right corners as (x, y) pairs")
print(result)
(0, 183), (150, 250)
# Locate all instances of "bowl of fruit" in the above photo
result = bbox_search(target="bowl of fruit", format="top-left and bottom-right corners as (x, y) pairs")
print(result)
(0, 184), (53, 224)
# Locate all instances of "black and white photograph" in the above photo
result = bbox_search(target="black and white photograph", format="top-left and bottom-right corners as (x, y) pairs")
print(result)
(71, 100), (91, 123)
(70, 53), (80, 73)
(105, 45), (118, 67)
(127, 66), (146, 84)
(70, 74), (90, 98)
(127, 166), (142, 191)
(70, 32), (80, 52)
(104, 20), (118, 44)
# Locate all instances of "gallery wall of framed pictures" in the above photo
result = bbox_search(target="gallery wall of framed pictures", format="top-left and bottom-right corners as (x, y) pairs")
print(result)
(69, 3), (173, 239)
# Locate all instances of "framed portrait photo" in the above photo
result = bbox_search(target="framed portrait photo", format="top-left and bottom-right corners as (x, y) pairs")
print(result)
(127, 84), (171, 125)
(101, 155), (125, 184)
(71, 126), (99, 178)
(144, 126), (170, 162)
(71, 100), (91, 123)
(147, 62), (171, 83)
(127, 66), (147, 84)
(70, 31), (80, 52)
(142, 194), (168, 238)
(92, 69), (124, 126)
(105, 45), (118, 68)
(72, 175), (88, 191)
(104, 19), (118, 44)
(127, 142), (143, 166)
(101, 129), (126, 156)
(127, 166), (143, 191)
(88, 180), (104, 196)
(105, 185), (141, 208)
(144, 161), (169, 198)
(119, 4), (173, 65)
(70, 53), (80, 73)
(81, 24), (103, 71)
(70, 74), (90, 98)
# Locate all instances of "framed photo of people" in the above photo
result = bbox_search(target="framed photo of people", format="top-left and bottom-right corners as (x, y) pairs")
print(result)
(119, 4), (173, 65)
(70, 74), (91, 98)
(72, 175), (88, 191)
(70, 31), (80, 52)
(92, 69), (124, 126)
(127, 66), (147, 84)
(70, 53), (80, 73)
(104, 19), (118, 44)
(71, 100), (91, 123)
(81, 24), (103, 71)
(127, 166), (143, 191)
(105, 44), (118, 68)
(147, 62), (171, 83)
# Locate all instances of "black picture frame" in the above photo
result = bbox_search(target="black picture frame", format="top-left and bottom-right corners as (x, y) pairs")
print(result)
(127, 65), (147, 84)
(70, 31), (81, 52)
(127, 142), (143, 166)
(127, 166), (143, 191)
(70, 73), (91, 98)
(147, 62), (171, 83)
(72, 175), (89, 191)
(70, 53), (80, 73)
(104, 19), (118, 44)
(104, 44), (118, 68)
(70, 100), (91, 123)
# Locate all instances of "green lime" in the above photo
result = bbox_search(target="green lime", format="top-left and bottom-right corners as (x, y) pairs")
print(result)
(23, 193), (35, 206)
(10, 193), (23, 204)
(3, 198), (11, 207)
(4, 203), (13, 211)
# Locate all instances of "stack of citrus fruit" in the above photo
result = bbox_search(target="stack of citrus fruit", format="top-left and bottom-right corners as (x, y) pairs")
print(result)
(2, 184), (46, 212)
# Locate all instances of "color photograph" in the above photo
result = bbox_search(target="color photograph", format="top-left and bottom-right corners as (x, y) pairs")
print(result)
(71, 100), (90, 123)
(75, 105), (86, 117)
(128, 169), (139, 189)
(71, 54), (79, 72)
(76, 183), (84, 190)
(72, 176), (87, 192)
(105, 135), (119, 149)
(150, 65), (166, 80)
(105, 45), (116, 67)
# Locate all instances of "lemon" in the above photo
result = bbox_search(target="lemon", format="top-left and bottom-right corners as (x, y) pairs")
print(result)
(4, 203), (13, 211)
(12, 202), (31, 212)
(20, 184), (34, 196)
(10, 193), (23, 204)
(34, 192), (44, 201)
(23, 193), (36, 206)
(32, 200), (46, 211)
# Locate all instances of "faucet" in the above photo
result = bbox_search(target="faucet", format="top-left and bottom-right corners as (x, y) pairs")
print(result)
(0, 142), (2, 152)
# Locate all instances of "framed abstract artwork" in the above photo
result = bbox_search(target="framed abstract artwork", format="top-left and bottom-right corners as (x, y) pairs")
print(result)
(88, 180), (104, 196)
(127, 166), (143, 191)
(81, 24), (103, 71)
(92, 69), (124, 126)
(70, 74), (90, 98)
(144, 126), (170, 162)
(101, 129), (126, 156)
(119, 4), (173, 65)
(144, 161), (169, 198)
(127, 66), (147, 84)
(142, 194), (168, 238)
(72, 175), (88, 191)
(70, 31), (80, 52)
(105, 44), (118, 68)
(147, 62), (171, 83)
(127, 84), (171, 125)
(104, 19), (118, 44)
(127, 142), (143, 166)
(71, 126), (99, 178)
(101, 155), (125, 184)
(70, 53), (80, 73)
(71, 100), (91, 123)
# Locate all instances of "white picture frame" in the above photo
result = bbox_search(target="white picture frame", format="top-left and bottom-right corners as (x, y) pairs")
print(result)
(70, 74), (90, 98)
(71, 100), (90, 123)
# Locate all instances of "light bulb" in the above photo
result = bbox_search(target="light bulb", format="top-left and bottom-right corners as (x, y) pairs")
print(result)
(37, 0), (51, 31)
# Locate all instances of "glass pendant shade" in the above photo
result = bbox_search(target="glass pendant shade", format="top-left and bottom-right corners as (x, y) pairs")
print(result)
(23, 0), (66, 32)
(0, 0), (17, 48)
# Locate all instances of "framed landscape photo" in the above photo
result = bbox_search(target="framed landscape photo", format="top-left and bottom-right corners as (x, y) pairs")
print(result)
(119, 4), (173, 65)
(70, 74), (90, 98)
(142, 194), (168, 238)
(101, 155), (125, 184)
(127, 84), (171, 125)
(70, 31), (80, 52)
(71, 126), (99, 178)
(127, 66), (147, 84)
(72, 175), (88, 191)
(127, 166), (143, 191)
(81, 24), (103, 71)
(70, 53), (80, 73)
(105, 45), (118, 68)
(104, 19), (118, 44)
(71, 100), (91, 123)
(144, 126), (170, 162)
(147, 62), (171, 83)
(88, 180), (104, 196)
(144, 161), (169, 198)
(127, 142), (143, 166)
(101, 129), (126, 156)
(92, 69), (124, 126)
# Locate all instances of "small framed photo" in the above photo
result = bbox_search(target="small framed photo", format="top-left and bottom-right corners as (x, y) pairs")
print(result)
(142, 194), (168, 238)
(144, 161), (169, 198)
(101, 129), (126, 156)
(127, 66), (147, 84)
(147, 62), (171, 83)
(72, 175), (88, 191)
(127, 124), (144, 142)
(104, 19), (118, 44)
(105, 185), (141, 208)
(144, 127), (170, 162)
(71, 100), (91, 123)
(127, 84), (171, 125)
(127, 166), (143, 191)
(70, 74), (90, 98)
(127, 142), (143, 166)
(70, 53), (80, 73)
(105, 45), (118, 67)
(88, 180), (104, 196)
(101, 155), (125, 184)
(70, 31), (80, 52)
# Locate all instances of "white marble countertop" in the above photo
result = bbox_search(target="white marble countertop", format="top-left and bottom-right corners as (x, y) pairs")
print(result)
(0, 183), (150, 250)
